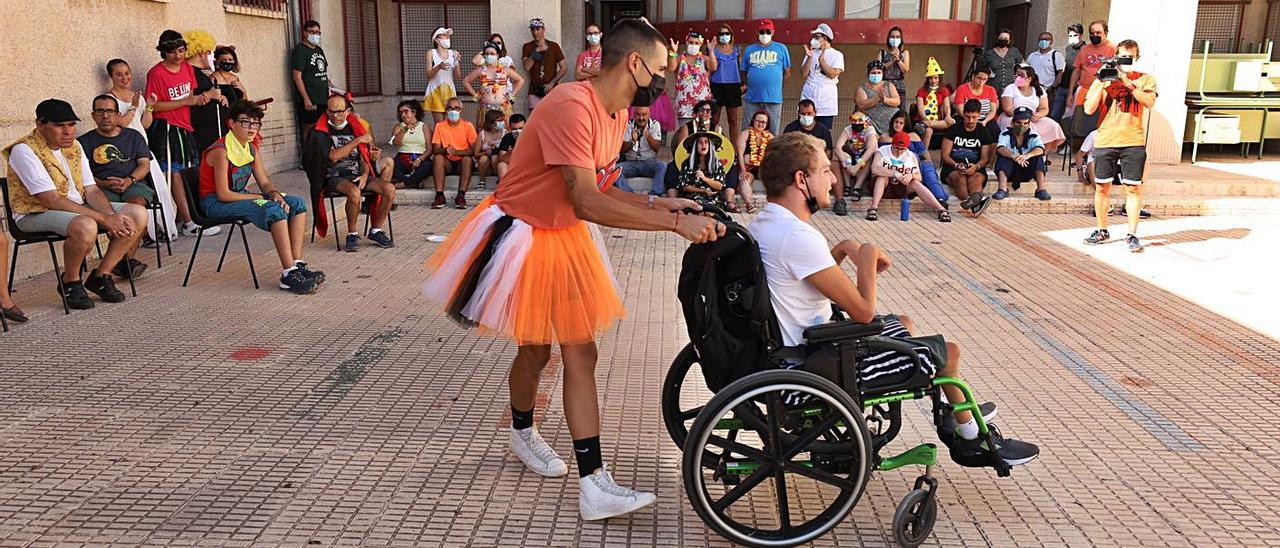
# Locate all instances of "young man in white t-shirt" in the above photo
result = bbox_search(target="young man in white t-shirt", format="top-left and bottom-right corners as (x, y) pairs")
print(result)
(746, 131), (1038, 468)
(864, 131), (950, 222)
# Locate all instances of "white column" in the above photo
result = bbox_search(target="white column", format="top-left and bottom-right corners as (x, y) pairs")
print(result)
(1107, 0), (1199, 164)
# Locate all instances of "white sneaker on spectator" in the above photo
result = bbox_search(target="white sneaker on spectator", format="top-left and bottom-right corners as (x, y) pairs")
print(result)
(510, 427), (568, 477)
(579, 465), (657, 520)
(181, 221), (221, 237)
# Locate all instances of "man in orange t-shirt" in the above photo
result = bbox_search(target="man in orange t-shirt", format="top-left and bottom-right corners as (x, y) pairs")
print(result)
(422, 19), (723, 521)
(1068, 20), (1117, 138)
(429, 97), (478, 208)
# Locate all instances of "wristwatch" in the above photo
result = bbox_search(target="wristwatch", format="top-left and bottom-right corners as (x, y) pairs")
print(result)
(647, 195), (657, 209)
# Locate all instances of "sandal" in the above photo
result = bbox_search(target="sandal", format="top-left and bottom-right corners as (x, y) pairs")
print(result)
(865, 208), (878, 221)
(938, 209), (952, 223)
(726, 204), (742, 213)
(849, 188), (863, 202)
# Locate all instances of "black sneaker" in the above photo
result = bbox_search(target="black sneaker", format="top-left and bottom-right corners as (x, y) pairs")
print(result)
(62, 281), (95, 310)
(969, 193), (994, 217)
(279, 268), (317, 294)
(295, 262), (325, 285)
(111, 258), (148, 279)
(368, 230), (394, 248)
(940, 401), (998, 433)
(84, 272), (126, 303)
(344, 234), (359, 252)
(1119, 206), (1153, 219)
(1127, 234), (1144, 253)
(832, 198), (849, 216)
(1084, 229), (1110, 245)
(141, 235), (158, 249)
(948, 424), (1040, 468)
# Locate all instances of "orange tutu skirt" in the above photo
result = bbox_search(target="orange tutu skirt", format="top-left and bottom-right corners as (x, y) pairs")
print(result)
(423, 195), (625, 346)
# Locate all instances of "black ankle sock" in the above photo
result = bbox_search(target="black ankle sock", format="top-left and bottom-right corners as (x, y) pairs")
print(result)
(511, 406), (534, 430)
(573, 436), (602, 477)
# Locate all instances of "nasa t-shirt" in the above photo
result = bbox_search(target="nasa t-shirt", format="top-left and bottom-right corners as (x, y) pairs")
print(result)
(77, 128), (151, 180)
(944, 123), (994, 166)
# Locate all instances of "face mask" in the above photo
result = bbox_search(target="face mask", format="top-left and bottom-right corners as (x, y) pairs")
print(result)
(511, 129), (522, 138)
(330, 120), (348, 130)
(307, 34), (321, 46)
(217, 61), (236, 72)
(810, 38), (821, 49)
(495, 121), (506, 131)
(850, 123), (865, 133)
(1015, 76), (1028, 87)
(1013, 124), (1026, 134)
(800, 173), (819, 213)
(868, 73), (883, 84)
(686, 44), (700, 55)
(1067, 35), (1080, 46)
(439, 39), (451, 49)
(759, 34), (772, 45)
(484, 55), (498, 65)
(996, 38), (1010, 48)
(928, 83), (939, 90)
(799, 115), (815, 127)
(587, 34), (601, 45)
(1089, 35), (1102, 46)
(718, 34), (731, 44)
(446, 110), (461, 122)
(888, 37), (901, 48)
(493, 41), (503, 50)
(629, 59), (666, 108)
(1039, 39), (1051, 50)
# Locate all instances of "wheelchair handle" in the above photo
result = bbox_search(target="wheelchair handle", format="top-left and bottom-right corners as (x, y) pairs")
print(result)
(681, 204), (732, 223)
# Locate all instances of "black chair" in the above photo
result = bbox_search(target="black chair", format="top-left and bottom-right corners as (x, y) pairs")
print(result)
(2, 178), (71, 314)
(310, 186), (396, 251)
(177, 168), (259, 289)
(140, 173), (173, 267)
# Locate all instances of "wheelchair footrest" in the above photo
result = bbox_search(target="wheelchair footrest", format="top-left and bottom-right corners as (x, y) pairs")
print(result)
(877, 443), (937, 472)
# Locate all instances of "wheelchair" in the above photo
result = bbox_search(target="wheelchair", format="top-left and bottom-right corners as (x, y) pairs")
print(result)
(665, 208), (1013, 547)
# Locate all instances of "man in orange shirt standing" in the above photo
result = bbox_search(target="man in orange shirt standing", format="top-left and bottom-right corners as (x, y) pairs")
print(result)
(1068, 20), (1117, 143)
(423, 19), (723, 521)
(429, 96), (478, 209)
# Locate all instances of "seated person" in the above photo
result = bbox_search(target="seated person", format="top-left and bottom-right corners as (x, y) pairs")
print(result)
(429, 97), (477, 209)
(914, 57), (954, 164)
(473, 110), (507, 189)
(993, 107), (1050, 201)
(617, 106), (667, 196)
(783, 101), (840, 214)
(1076, 129), (1097, 185)
(312, 95), (396, 251)
(884, 111), (948, 204)
(941, 99), (995, 217)
(78, 94), (154, 278)
(746, 131), (1039, 467)
(675, 133), (731, 209)
(833, 112), (878, 203)
(0, 232), (26, 323)
(378, 100), (431, 189)
(672, 99), (721, 148)
(4, 99), (147, 310)
(494, 114), (525, 182)
(865, 132), (950, 222)
(199, 100), (322, 294)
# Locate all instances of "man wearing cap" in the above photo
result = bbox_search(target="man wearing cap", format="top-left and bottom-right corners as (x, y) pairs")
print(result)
(865, 131), (951, 222)
(522, 18), (567, 111)
(993, 106), (1050, 201)
(739, 18), (791, 135)
(800, 23), (844, 131)
(3, 100), (149, 310)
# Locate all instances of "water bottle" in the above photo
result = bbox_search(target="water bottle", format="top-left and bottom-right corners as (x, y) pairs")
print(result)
(900, 197), (911, 221)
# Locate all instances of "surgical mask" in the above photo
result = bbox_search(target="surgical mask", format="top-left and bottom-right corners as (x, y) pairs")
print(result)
(330, 120), (348, 130)
(799, 115), (815, 127)
(446, 110), (461, 122)
(493, 41), (503, 50)
(1012, 124), (1027, 134)
(307, 34), (321, 46)
(928, 83), (939, 90)
(888, 37), (901, 48)
(217, 61), (236, 72)
(1067, 34), (1080, 46)
(1089, 35), (1102, 46)
(484, 55), (498, 65)
(1015, 76), (1028, 87)
(587, 33), (601, 45)
(996, 38), (1010, 48)
(496, 121), (506, 131)
(629, 60), (666, 108)
(1038, 39), (1051, 50)
(439, 39), (451, 49)
(810, 38), (821, 49)
(686, 44), (700, 55)
(718, 34), (731, 44)
(759, 34), (772, 45)
(869, 73), (883, 84)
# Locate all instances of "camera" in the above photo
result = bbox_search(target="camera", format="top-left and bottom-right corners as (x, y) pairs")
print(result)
(1096, 56), (1134, 82)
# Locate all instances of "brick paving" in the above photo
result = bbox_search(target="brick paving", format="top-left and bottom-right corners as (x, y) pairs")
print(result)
(2, 194), (1280, 547)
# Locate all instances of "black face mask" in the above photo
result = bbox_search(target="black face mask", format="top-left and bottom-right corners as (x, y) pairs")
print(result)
(850, 123), (865, 133)
(995, 38), (1010, 48)
(1089, 35), (1102, 46)
(629, 57), (666, 108)
(217, 62), (236, 72)
(799, 173), (819, 214)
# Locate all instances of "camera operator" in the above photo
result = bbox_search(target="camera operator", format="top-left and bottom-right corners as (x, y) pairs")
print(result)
(1082, 39), (1156, 253)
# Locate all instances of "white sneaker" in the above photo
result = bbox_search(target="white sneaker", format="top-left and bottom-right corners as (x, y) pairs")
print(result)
(181, 222), (221, 236)
(510, 427), (568, 477)
(578, 466), (657, 521)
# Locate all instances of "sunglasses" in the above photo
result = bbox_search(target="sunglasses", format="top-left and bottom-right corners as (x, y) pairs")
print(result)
(235, 119), (263, 128)
(718, 32), (732, 37)
(758, 30), (773, 36)
(696, 107), (712, 113)
(446, 107), (463, 112)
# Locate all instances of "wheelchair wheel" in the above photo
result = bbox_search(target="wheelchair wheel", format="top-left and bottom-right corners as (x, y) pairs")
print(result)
(683, 369), (873, 548)
(892, 488), (937, 547)
(661, 343), (711, 448)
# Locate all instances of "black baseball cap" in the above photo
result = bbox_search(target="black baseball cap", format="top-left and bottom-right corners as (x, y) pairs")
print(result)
(35, 99), (79, 123)
(1012, 106), (1034, 121)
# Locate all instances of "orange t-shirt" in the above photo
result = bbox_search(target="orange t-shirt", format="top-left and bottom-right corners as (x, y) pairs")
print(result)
(431, 120), (477, 161)
(496, 81), (627, 229)
(1073, 41), (1118, 105)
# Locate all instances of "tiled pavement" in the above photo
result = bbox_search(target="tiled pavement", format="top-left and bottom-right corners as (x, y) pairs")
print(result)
(2, 198), (1279, 547)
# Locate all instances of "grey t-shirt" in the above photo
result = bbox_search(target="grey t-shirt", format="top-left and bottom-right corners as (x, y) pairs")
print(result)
(325, 124), (362, 181)
(77, 128), (150, 180)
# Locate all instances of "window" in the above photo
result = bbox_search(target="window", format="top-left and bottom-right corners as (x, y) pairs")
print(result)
(753, 0), (790, 19)
(661, 0), (677, 22)
(888, 0), (921, 18)
(400, 2), (490, 95)
(683, 0), (706, 20)
(1269, 1), (1280, 60)
(845, 0), (880, 19)
(956, 0), (975, 21)
(343, 0), (380, 96)
(927, 0), (952, 19)
(225, 0), (284, 10)
(1194, 1), (1246, 53)
(796, 0), (835, 19)
(714, 0), (746, 20)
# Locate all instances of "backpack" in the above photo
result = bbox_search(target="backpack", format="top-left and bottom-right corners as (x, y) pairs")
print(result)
(677, 219), (782, 392)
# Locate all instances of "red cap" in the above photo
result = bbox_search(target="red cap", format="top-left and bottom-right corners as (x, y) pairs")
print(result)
(758, 19), (775, 31)
(892, 131), (911, 149)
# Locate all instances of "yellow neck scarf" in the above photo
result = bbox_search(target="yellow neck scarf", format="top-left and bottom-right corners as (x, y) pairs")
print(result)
(224, 131), (254, 167)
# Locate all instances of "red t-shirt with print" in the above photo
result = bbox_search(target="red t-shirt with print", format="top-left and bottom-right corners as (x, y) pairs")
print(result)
(146, 61), (198, 131)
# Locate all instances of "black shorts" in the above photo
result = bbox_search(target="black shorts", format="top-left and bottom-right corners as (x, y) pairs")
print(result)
(323, 176), (360, 194)
(1093, 146), (1146, 185)
(439, 157), (468, 175)
(709, 83), (743, 108)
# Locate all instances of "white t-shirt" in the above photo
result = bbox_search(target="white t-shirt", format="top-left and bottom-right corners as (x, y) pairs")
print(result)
(1025, 49), (1063, 88)
(7, 143), (96, 220)
(621, 118), (663, 161)
(748, 203), (837, 347)
(1001, 84), (1042, 112)
(876, 144), (920, 179)
(800, 48), (845, 117)
(1079, 130), (1097, 164)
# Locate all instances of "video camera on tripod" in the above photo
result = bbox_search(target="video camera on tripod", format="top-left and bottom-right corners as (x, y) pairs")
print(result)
(1096, 56), (1134, 82)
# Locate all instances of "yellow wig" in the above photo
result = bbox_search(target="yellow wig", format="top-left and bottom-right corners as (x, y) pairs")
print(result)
(183, 29), (216, 57)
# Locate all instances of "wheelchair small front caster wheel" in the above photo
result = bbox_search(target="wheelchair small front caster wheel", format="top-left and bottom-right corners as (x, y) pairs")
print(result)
(892, 488), (937, 547)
